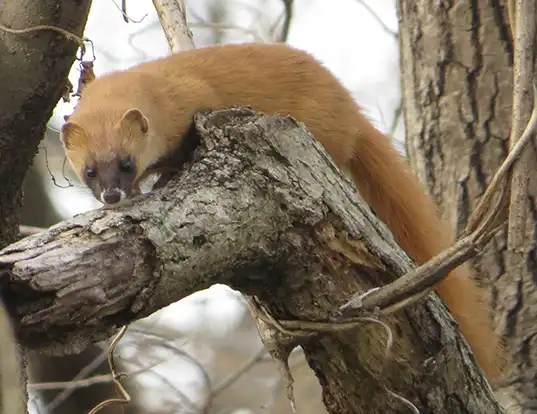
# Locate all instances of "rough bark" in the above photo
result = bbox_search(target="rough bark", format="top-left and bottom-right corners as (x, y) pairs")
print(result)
(0, 0), (92, 248)
(0, 108), (503, 413)
(0, 2), (92, 414)
(398, 0), (537, 408)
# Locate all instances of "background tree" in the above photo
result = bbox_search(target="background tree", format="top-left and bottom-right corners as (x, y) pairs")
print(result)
(399, 0), (536, 409)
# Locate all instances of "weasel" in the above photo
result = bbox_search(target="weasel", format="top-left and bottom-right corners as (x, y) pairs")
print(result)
(61, 42), (504, 382)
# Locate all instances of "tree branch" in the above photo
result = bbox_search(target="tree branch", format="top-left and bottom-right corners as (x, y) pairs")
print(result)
(152, 0), (194, 52)
(506, 0), (537, 285)
(0, 108), (503, 413)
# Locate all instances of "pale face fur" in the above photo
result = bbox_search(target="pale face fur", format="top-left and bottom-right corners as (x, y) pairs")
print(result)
(61, 108), (156, 205)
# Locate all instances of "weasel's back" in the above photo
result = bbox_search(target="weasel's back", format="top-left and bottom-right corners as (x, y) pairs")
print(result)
(137, 43), (345, 99)
(135, 43), (365, 164)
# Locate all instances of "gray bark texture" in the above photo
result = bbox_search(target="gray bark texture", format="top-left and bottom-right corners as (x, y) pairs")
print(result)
(0, 108), (503, 413)
(398, 0), (537, 410)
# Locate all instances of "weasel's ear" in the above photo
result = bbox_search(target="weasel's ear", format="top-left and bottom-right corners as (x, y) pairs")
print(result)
(120, 108), (149, 134)
(61, 121), (86, 150)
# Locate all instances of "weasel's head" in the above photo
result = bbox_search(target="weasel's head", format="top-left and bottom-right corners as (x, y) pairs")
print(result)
(61, 108), (154, 206)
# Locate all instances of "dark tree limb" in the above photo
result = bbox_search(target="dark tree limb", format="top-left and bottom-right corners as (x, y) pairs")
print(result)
(0, 3), (92, 413)
(0, 108), (502, 413)
(0, 0), (92, 248)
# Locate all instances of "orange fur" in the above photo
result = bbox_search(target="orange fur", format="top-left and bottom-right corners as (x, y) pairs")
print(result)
(62, 43), (503, 382)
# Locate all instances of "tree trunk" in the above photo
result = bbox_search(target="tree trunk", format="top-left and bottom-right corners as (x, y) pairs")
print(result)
(0, 2), (92, 413)
(0, 108), (504, 413)
(0, 0), (92, 248)
(398, 0), (537, 408)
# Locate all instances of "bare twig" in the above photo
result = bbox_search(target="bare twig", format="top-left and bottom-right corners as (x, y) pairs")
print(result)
(0, 23), (95, 105)
(356, 0), (398, 38)
(198, 346), (268, 412)
(111, 0), (148, 24)
(506, 0), (536, 277)
(189, 21), (266, 43)
(390, 99), (403, 138)
(88, 326), (131, 414)
(121, 0), (129, 22)
(45, 347), (109, 411)
(467, 86), (537, 233)
(152, 0), (194, 52)
(0, 23), (88, 56)
(248, 298), (421, 413)
(30, 358), (168, 391)
(127, 328), (210, 411)
(222, 0), (277, 40)
(279, 0), (294, 42)
(211, 347), (267, 397)
(187, 5), (269, 43)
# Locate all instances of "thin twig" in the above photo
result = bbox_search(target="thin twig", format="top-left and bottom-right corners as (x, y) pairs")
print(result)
(199, 346), (268, 412)
(45, 346), (109, 411)
(0, 23), (87, 56)
(88, 326), (131, 414)
(111, 0), (148, 23)
(122, 0), (129, 22)
(466, 83), (537, 232)
(506, 0), (536, 278)
(356, 0), (398, 38)
(189, 21), (266, 43)
(30, 358), (169, 391)
(42, 145), (74, 189)
(250, 299), (420, 413)
(211, 347), (267, 397)
(279, 0), (294, 42)
(187, 5), (269, 43)
(390, 99), (403, 137)
(127, 328), (210, 411)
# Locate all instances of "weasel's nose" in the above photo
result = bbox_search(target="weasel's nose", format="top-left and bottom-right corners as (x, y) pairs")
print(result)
(101, 189), (122, 205)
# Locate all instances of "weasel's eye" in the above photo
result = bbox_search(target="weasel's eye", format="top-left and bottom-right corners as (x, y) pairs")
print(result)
(85, 166), (97, 179)
(119, 159), (134, 173)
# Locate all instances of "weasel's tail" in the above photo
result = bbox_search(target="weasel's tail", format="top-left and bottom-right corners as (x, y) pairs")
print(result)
(348, 114), (504, 382)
